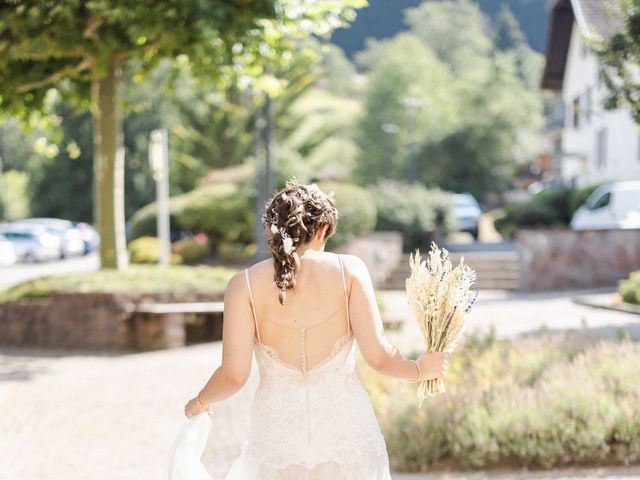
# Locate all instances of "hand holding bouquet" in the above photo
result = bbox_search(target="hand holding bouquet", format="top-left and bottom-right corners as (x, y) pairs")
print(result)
(405, 242), (478, 407)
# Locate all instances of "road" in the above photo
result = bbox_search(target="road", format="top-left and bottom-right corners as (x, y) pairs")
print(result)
(0, 253), (99, 290)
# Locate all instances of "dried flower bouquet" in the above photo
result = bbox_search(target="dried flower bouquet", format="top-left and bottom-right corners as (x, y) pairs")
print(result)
(405, 242), (478, 406)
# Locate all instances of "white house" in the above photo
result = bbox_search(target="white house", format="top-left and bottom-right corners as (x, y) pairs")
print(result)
(541, 0), (640, 187)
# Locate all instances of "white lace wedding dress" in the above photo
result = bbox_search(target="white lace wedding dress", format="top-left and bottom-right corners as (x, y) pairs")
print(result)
(156, 254), (392, 480)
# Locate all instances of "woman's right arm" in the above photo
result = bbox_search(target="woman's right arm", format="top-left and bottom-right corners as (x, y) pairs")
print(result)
(343, 254), (448, 381)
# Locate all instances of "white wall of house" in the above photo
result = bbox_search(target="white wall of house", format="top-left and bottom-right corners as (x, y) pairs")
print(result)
(560, 24), (640, 187)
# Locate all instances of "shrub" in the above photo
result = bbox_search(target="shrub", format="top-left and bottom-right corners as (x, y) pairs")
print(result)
(128, 182), (254, 249)
(317, 181), (377, 248)
(368, 180), (453, 252)
(178, 182), (255, 247)
(494, 184), (601, 238)
(172, 235), (210, 264)
(620, 271), (640, 305)
(217, 241), (257, 261)
(127, 195), (190, 240)
(129, 236), (182, 265)
(358, 332), (640, 472)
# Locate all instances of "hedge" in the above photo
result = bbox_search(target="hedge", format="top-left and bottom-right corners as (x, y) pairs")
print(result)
(367, 180), (453, 252)
(494, 184), (601, 238)
(318, 181), (377, 248)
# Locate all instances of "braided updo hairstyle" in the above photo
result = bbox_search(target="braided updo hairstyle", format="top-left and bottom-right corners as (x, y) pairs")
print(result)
(261, 179), (339, 305)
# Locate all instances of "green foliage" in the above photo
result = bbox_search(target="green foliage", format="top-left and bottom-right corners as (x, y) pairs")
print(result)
(27, 104), (94, 222)
(129, 181), (255, 248)
(0, 265), (236, 303)
(129, 236), (182, 265)
(359, 332), (640, 471)
(217, 241), (258, 262)
(620, 271), (640, 305)
(593, 0), (640, 123)
(354, 33), (458, 184)
(179, 182), (255, 246)
(494, 185), (601, 238)
(368, 180), (452, 252)
(0, 170), (30, 221)
(172, 235), (210, 264)
(352, 0), (544, 196)
(275, 88), (361, 184)
(317, 181), (377, 248)
(404, 0), (492, 79)
(318, 44), (358, 97)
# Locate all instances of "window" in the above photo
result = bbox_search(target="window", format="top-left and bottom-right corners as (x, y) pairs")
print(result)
(573, 96), (581, 128)
(596, 128), (607, 168)
(588, 192), (611, 210)
(585, 87), (592, 122)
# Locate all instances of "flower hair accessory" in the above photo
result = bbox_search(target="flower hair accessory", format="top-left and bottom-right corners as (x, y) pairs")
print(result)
(282, 236), (294, 255)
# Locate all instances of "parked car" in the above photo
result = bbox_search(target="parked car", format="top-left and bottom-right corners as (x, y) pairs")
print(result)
(452, 193), (482, 240)
(0, 233), (18, 267)
(11, 218), (85, 257)
(0, 227), (60, 262)
(73, 221), (100, 254)
(570, 181), (640, 230)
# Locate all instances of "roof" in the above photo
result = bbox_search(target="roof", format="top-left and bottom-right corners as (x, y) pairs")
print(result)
(540, 0), (624, 90)
(572, 0), (625, 39)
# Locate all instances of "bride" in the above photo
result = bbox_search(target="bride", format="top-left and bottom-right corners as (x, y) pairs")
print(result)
(167, 179), (448, 479)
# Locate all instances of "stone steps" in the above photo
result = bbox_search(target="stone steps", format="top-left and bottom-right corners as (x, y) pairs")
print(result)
(381, 251), (520, 290)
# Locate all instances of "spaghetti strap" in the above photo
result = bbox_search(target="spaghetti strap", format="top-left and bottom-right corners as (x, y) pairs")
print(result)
(244, 269), (261, 344)
(337, 254), (351, 336)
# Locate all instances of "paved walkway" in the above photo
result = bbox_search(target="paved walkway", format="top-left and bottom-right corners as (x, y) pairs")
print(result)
(1, 288), (639, 479)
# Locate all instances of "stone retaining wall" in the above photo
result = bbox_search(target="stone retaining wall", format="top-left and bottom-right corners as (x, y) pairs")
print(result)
(336, 231), (403, 287)
(517, 228), (640, 290)
(0, 290), (224, 351)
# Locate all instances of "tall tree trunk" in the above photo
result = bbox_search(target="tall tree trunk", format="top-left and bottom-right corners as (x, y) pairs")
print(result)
(91, 58), (128, 270)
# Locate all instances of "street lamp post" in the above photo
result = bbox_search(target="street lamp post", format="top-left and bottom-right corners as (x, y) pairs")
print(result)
(253, 93), (274, 261)
(381, 123), (399, 179)
(149, 128), (170, 266)
(401, 96), (422, 184)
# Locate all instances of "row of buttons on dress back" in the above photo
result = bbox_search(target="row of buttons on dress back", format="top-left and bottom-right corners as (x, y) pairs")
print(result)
(300, 327), (306, 373)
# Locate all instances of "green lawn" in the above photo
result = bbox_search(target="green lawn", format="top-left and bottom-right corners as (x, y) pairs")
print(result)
(0, 265), (237, 303)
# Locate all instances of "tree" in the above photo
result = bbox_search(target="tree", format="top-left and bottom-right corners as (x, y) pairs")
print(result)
(492, 4), (526, 52)
(353, 33), (458, 184)
(594, 0), (640, 122)
(0, 1), (280, 268)
(0, 0), (365, 269)
(403, 0), (492, 80)
(491, 4), (544, 89)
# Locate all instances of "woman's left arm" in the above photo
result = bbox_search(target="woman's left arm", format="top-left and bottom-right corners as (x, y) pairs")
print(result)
(184, 271), (255, 417)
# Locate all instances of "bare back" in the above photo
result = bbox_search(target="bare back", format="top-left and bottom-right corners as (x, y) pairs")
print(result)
(244, 250), (351, 372)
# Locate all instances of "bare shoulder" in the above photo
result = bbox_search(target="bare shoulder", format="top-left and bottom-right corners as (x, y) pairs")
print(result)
(338, 253), (369, 278)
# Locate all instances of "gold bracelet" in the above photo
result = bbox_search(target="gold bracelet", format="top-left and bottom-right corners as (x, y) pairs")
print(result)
(408, 359), (422, 383)
(196, 392), (207, 408)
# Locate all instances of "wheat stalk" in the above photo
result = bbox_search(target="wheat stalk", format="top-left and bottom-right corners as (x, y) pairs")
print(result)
(405, 242), (478, 407)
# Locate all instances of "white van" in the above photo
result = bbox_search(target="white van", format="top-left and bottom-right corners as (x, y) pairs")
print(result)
(570, 181), (640, 230)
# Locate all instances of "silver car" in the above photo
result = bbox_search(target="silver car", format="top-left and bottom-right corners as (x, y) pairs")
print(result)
(452, 193), (482, 240)
(11, 218), (85, 258)
(0, 227), (60, 263)
(0, 233), (18, 267)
